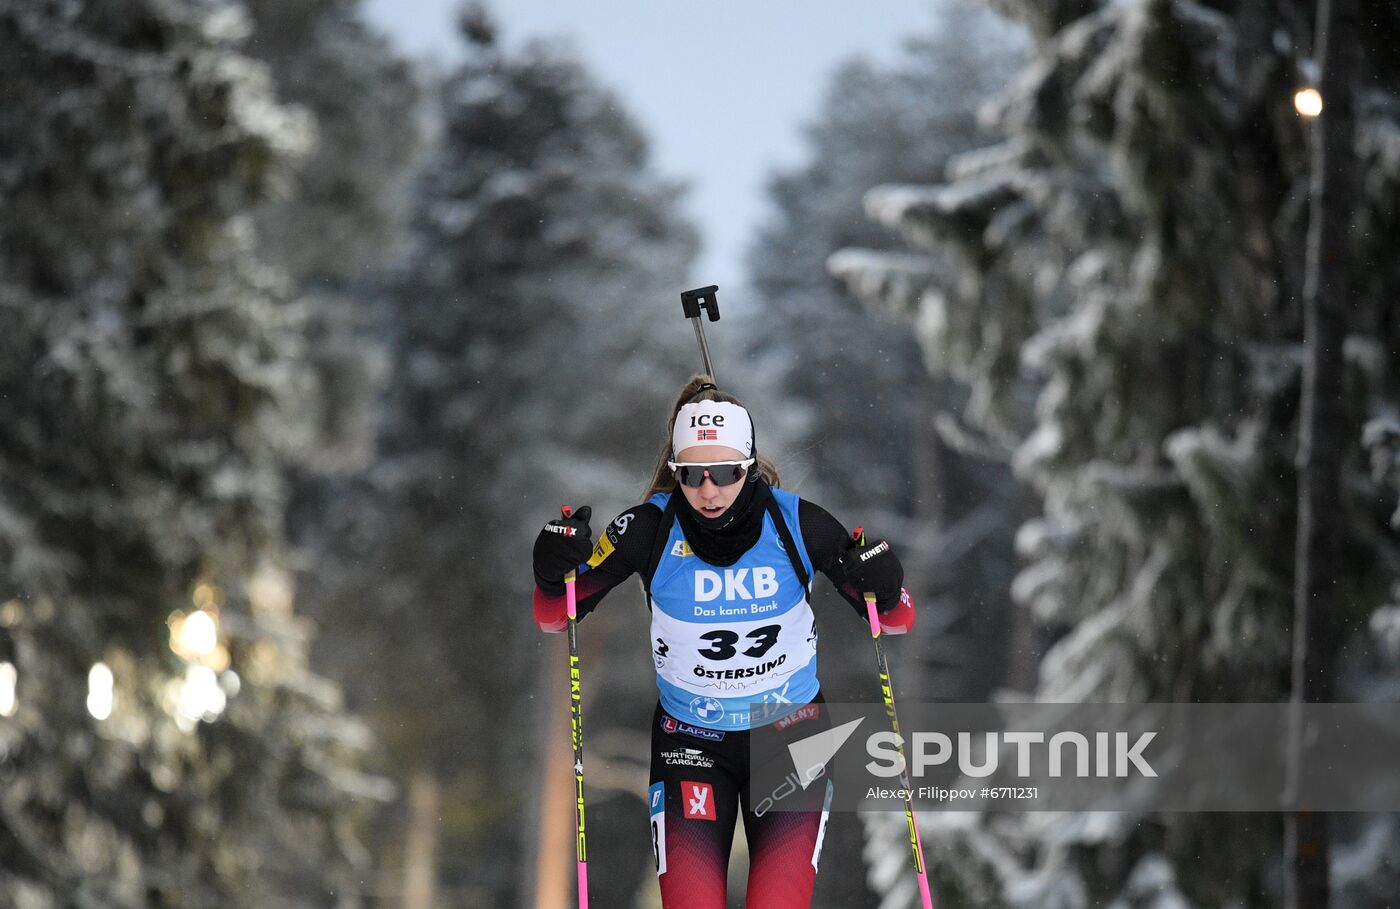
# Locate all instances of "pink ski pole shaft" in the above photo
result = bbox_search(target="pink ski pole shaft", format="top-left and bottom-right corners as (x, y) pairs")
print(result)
(561, 506), (589, 909)
(856, 526), (933, 909)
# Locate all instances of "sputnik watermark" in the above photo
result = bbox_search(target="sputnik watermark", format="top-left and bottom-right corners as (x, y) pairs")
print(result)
(864, 730), (1157, 778)
(748, 702), (1400, 812)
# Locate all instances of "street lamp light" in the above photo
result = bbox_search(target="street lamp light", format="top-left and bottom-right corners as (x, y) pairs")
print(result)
(1294, 87), (1323, 118)
(87, 662), (114, 720)
(0, 662), (15, 717)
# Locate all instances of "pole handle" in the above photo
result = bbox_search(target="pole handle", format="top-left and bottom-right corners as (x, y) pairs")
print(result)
(852, 527), (881, 637)
(561, 505), (581, 619)
(864, 592), (881, 639)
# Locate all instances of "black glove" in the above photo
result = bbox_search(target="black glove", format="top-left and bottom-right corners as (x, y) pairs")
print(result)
(828, 529), (903, 613)
(532, 506), (593, 595)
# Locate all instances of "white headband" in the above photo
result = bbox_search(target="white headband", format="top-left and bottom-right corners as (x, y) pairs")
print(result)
(672, 401), (754, 458)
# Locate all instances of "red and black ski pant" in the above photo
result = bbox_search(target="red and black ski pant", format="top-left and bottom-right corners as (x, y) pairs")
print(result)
(647, 697), (833, 909)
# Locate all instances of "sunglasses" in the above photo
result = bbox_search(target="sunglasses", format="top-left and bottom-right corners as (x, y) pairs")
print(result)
(667, 459), (755, 488)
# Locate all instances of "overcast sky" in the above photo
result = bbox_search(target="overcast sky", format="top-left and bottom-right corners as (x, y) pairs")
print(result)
(364, 0), (942, 294)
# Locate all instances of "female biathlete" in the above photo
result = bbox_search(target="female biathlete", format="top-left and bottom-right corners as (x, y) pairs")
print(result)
(532, 377), (916, 908)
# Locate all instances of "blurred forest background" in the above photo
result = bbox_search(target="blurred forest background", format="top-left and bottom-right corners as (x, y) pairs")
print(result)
(1, 0), (1398, 907)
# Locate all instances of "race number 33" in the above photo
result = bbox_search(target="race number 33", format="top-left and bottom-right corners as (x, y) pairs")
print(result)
(697, 624), (780, 660)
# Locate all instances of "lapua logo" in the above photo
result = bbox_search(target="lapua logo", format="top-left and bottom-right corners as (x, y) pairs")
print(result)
(694, 567), (779, 601)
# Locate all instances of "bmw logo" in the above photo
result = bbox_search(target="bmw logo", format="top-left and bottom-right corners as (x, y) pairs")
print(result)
(690, 696), (724, 722)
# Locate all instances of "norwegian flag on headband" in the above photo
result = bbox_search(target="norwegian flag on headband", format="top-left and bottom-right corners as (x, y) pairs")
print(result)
(672, 400), (754, 457)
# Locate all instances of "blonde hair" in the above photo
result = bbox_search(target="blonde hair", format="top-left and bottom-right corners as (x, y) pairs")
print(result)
(643, 375), (781, 499)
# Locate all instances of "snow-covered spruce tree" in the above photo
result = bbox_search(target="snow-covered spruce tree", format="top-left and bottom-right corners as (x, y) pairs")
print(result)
(242, 0), (421, 474)
(300, 8), (699, 904)
(238, 0), (427, 901)
(832, 0), (1400, 905)
(747, 1), (1020, 517)
(0, 1), (382, 905)
(1365, 415), (1400, 663)
(244, 0), (418, 294)
(237, 0), (427, 900)
(1332, 414), (1400, 905)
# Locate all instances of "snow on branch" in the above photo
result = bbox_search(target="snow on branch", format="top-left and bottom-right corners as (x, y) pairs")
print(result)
(863, 178), (1021, 253)
(825, 247), (937, 319)
(1364, 411), (1400, 529)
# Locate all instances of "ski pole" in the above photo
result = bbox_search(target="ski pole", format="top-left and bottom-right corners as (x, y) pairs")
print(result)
(679, 285), (721, 381)
(562, 506), (589, 909)
(855, 528), (934, 909)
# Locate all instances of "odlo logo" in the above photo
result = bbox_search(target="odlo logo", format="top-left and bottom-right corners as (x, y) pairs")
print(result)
(695, 567), (779, 601)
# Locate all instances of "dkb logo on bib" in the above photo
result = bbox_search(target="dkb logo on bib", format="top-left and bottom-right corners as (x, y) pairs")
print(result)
(694, 567), (779, 602)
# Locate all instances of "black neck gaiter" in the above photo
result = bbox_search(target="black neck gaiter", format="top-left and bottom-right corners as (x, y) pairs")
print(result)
(675, 478), (772, 567)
